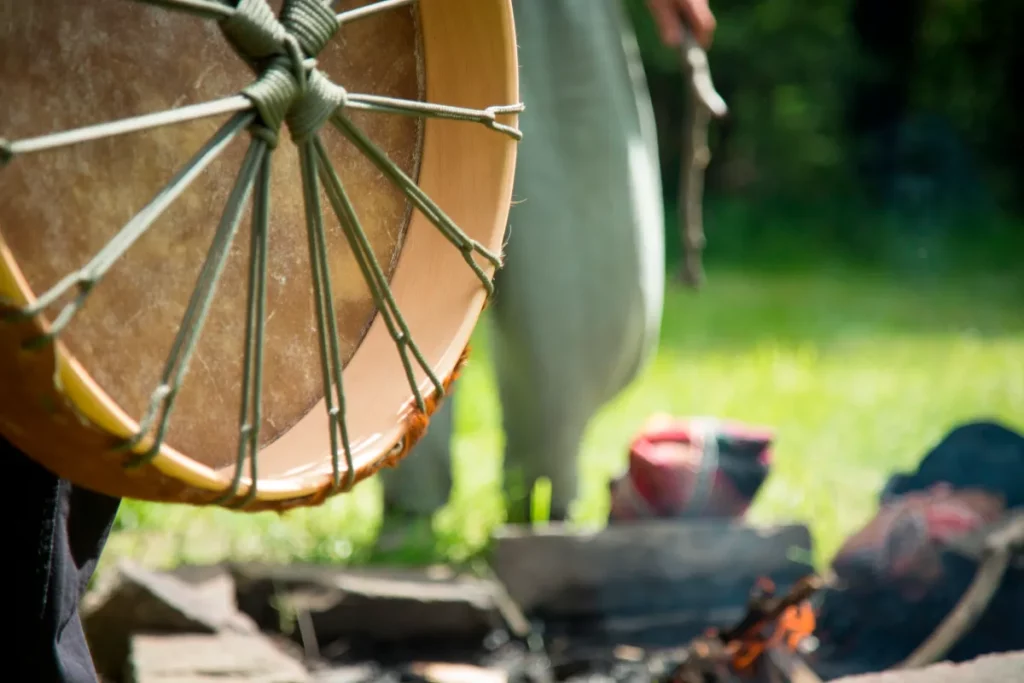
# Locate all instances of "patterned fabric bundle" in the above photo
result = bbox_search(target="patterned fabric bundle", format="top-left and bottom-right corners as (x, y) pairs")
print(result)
(811, 421), (1024, 677)
(608, 415), (774, 522)
(830, 485), (1003, 587)
(831, 421), (1023, 586)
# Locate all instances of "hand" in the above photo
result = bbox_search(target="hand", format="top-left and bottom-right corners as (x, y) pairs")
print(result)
(646, 0), (716, 49)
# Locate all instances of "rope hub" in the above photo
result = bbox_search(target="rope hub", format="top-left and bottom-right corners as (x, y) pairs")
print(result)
(221, 0), (348, 146)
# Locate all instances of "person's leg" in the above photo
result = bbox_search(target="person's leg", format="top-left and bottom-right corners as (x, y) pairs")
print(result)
(5, 435), (121, 683)
(495, 0), (666, 523)
(492, 351), (589, 524)
(383, 0), (666, 525)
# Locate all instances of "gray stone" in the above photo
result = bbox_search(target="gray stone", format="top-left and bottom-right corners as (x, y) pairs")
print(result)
(126, 633), (310, 683)
(407, 662), (508, 683)
(833, 652), (1024, 683)
(230, 563), (502, 643)
(166, 564), (245, 617)
(310, 663), (384, 683)
(84, 561), (257, 679)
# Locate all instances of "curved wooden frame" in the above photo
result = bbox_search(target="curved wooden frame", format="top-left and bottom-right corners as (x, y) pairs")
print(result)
(0, 0), (519, 511)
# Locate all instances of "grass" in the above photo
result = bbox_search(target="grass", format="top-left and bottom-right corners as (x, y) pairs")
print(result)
(105, 236), (1024, 575)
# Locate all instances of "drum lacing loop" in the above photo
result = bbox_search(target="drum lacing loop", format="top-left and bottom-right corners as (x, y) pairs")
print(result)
(280, 0), (340, 57)
(218, 0), (289, 68)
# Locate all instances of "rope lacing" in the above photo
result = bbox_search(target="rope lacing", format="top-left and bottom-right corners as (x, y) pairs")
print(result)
(219, 0), (347, 147)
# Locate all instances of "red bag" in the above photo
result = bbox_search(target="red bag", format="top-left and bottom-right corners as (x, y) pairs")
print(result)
(608, 415), (774, 522)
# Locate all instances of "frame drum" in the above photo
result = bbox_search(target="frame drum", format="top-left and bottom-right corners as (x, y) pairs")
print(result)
(0, 0), (520, 510)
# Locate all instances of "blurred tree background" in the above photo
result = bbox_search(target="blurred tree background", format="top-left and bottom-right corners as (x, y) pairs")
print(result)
(623, 0), (1024, 270)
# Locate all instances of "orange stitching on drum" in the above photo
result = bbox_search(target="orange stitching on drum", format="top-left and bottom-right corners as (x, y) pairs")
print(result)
(378, 343), (471, 472)
(446, 343), (471, 389)
(304, 480), (339, 509)
(390, 411), (430, 468)
(237, 345), (474, 514)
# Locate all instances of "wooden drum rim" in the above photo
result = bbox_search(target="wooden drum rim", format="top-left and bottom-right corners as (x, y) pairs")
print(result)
(0, 0), (519, 510)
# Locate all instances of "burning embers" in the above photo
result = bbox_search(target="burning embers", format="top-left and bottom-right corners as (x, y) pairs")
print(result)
(656, 575), (824, 683)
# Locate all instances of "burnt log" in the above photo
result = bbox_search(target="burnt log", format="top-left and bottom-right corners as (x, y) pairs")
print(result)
(491, 521), (812, 647)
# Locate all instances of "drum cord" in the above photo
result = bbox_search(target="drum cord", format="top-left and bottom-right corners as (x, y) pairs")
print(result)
(0, 0), (524, 508)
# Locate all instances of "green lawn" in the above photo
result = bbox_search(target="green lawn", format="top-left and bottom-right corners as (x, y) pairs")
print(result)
(106, 256), (1024, 574)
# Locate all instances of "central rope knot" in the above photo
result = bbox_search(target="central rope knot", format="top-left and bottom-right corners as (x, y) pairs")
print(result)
(285, 70), (348, 142)
(220, 0), (346, 147)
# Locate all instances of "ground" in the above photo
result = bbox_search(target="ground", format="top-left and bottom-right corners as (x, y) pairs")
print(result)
(105, 212), (1024, 576)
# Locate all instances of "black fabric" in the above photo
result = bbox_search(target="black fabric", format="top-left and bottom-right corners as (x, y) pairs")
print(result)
(881, 419), (1024, 506)
(813, 551), (1024, 677)
(4, 435), (121, 682)
(715, 433), (772, 504)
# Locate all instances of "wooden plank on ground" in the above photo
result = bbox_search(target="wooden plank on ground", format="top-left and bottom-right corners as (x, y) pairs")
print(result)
(490, 520), (813, 619)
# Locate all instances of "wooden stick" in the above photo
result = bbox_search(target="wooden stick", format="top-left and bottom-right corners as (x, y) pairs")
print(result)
(899, 514), (1024, 668)
(765, 646), (823, 683)
(678, 30), (727, 290)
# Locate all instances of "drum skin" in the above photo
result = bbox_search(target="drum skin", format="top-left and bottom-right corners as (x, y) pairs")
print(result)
(0, 0), (519, 510)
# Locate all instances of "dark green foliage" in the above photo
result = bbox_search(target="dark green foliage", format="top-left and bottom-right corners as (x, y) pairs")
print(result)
(625, 0), (856, 201)
(623, 0), (1024, 218)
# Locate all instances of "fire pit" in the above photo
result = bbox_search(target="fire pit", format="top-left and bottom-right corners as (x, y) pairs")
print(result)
(88, 519), (819, 683)
(86, 486), (1024, 682)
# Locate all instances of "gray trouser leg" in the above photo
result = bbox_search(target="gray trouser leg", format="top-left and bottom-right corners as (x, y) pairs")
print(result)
(495, 0), (666, 523)
(494, 338), (588, 524)
(380, 0), (665, 522)
(379, 389), (456, 517)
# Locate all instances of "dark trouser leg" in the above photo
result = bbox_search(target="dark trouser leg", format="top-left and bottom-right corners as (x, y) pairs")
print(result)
(4, 436), (121, 683)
